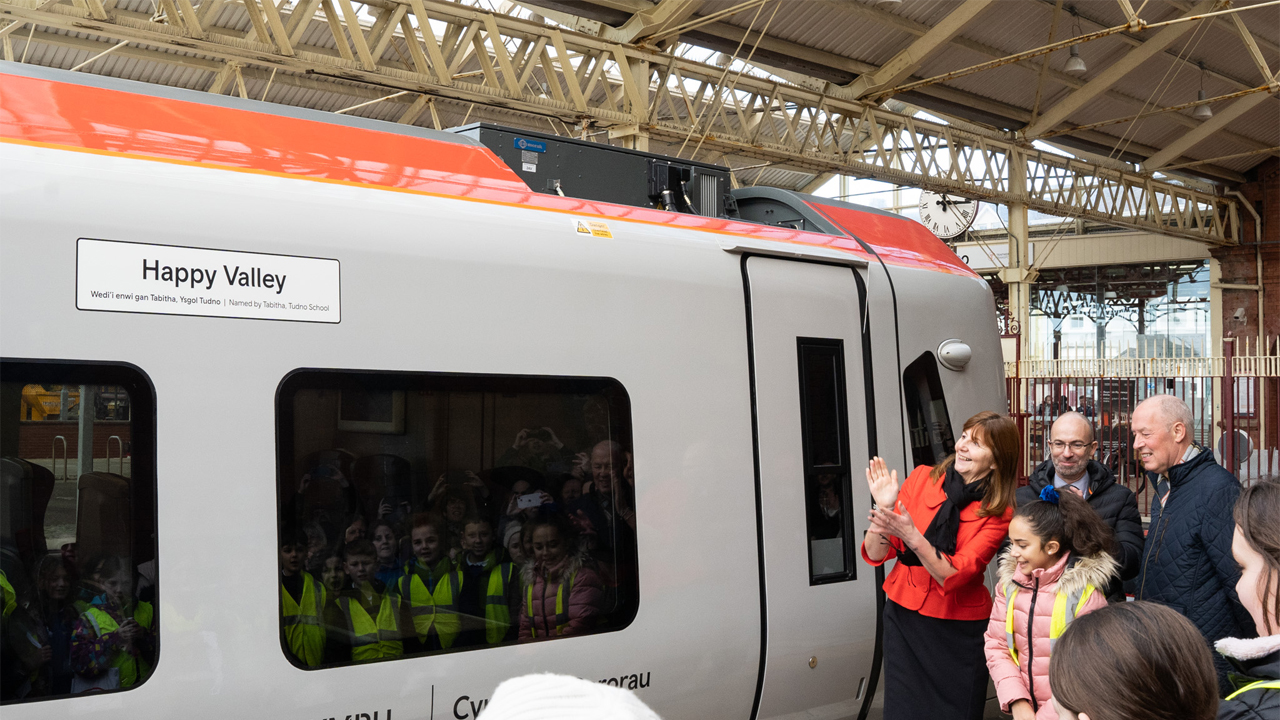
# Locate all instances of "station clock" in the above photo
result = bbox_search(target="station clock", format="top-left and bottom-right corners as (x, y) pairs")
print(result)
(918, 190), (978, 239)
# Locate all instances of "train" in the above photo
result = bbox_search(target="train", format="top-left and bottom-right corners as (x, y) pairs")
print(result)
(0, 62), (1004, 719)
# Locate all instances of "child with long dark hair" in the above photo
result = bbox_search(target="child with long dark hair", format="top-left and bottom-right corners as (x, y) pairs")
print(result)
(1216, 479), (1280, 720)
(518, 514), (603, 641)
(984, 486), (1118, 719)
(33, 555), (79, 695)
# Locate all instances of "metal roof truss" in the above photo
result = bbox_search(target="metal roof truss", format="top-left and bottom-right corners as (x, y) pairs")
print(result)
(0, 0), (1239, 244)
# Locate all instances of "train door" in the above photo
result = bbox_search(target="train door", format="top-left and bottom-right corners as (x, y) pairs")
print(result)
(744, 256), (880, 719)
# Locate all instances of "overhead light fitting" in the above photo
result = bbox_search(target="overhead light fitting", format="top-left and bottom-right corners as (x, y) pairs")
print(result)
(1193, 62), (1213, 120)
(1065, 9), (1087, 75)
(1065, 45), (1087, 75)
(876, 0), (902, 5)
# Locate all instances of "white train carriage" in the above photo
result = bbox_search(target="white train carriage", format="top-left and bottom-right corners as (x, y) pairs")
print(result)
(0, 63), (1004, 719)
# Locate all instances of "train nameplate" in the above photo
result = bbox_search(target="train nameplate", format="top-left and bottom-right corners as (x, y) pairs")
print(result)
(76, 238), (341, 324)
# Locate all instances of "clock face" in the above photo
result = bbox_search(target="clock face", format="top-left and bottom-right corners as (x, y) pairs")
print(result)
(918, 191), (978, 238)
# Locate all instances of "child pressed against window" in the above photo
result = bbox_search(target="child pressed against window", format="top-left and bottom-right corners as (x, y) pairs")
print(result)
(318, 552), (346, 593)
(69, 556), (155, 691)
(984, 487), (1118, 720)
(394, 513), (463, 652)
(323, 540), (402, 663)
(370, 520), (403, 590)
(280, 530), (327, 668)
(456, 517), (521, 647)
(519, 514), (604, 641)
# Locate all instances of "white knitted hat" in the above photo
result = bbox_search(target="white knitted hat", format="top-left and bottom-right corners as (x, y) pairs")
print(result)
(479, 673), (661, 720)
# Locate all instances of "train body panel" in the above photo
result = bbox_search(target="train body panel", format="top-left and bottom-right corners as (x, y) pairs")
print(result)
(0, 66), (1005, 720)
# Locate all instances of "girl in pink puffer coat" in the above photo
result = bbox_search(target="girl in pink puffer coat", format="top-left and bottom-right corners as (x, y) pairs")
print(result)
(984, 486), (1119, 720)
(518, 515), (604, 641)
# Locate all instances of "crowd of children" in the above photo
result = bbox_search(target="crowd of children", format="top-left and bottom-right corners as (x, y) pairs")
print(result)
(1, 549), (157, 701)
(279, 437), (637, 668)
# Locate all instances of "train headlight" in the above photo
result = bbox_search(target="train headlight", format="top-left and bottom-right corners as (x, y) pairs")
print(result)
(937, 339), (973, 371)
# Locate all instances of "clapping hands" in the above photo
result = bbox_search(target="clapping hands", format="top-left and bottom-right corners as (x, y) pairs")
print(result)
(864, 456), (899, 509)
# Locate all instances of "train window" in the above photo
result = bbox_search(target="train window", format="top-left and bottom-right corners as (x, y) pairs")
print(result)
(796, 340), (854, 584)
(1, 360), (157, 705)
(903, 352), (955, 468)
(276, 371), (638, 668)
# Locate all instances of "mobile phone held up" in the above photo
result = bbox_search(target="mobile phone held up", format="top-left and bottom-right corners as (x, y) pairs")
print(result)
(516, 492), (545, 510)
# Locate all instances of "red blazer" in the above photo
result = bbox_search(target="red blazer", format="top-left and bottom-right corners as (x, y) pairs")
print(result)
(861, 465), (1012, 621)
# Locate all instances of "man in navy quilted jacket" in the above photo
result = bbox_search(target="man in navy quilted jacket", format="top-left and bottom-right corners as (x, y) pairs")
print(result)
(1132, 394), (1256, 693)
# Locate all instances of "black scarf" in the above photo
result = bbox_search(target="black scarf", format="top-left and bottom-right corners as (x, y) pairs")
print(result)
(896, 465), (986, 566)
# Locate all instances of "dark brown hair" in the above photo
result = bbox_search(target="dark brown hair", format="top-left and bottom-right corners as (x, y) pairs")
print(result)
(930, 410), (1019, 517)
(1050, 601), (1218, 720)
(1015, 490), (1114, 558)
(1234, 478), (1280, 634)
(342, 539), (377, 560)
(410, 512), (446, 537)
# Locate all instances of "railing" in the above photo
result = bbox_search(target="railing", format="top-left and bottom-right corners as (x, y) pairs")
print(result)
(1006, 336), (1280, 516)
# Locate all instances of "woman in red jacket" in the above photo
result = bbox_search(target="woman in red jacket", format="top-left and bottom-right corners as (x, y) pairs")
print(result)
(861, 410), (1019, 720)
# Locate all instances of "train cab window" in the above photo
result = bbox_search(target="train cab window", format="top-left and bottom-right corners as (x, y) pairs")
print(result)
(276, 371), (638, 668)
(796, 340), (854, 584)
(903, 352), (955, 468)
(0, 360), (157, 705)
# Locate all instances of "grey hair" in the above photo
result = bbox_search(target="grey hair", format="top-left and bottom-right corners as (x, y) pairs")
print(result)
(1139, 394), (1194, 432)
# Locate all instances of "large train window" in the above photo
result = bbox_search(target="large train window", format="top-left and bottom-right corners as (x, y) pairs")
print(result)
(276, 370), (638, 668)
(797, 340), (855, 584)
(0, 360), (157, 705)
(903, 352), (955, 468)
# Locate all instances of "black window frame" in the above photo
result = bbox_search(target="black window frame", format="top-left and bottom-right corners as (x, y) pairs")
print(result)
(0, 357), (159, 705)
(274, 367), (640, 669)
(903, 351), (956, 468)
(795, 339), (856, 585)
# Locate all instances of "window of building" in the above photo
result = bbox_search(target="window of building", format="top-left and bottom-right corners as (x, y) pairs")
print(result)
(1, 360), (157, 704)
(796, 339), (855, 583)
(903, 352), (955, 468)
(276, 370), (638, 668)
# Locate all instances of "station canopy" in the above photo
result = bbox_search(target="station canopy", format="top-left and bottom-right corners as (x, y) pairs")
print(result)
(2, 0), (1276, 228)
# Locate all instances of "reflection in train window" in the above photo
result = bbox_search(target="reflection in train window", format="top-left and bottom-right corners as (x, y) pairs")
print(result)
(1, 361), (157, 705)
(903, 352), (955, 468)
(797, 339), (855, 584)
(276, 371), (639, 668)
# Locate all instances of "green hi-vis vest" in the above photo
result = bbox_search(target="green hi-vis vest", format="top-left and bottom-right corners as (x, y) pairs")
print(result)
(484, 562), (515, 645)
(0, 571), (15, 617)
(398, 564), (462, 649)
(527, 570), (577, 639)
(281, 572), (326, 667)
(83, 602), (155, 688)
(1004, 583), (1097, 666)
(336, 592), (402, 662)
(1225, 679), (1280, 701)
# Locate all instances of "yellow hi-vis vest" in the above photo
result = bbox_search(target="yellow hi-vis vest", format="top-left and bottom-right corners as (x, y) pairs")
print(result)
(484, 562), (515, 645)
(398, 564), (462, 649)
(1004, 583), (1097, 666)
(0, 571), (15, 617)
(336, 592), (402, 662)
(527, 570), (577, 638)
(281, 572), (326, 667)
(1225, 679), (1280, 701)
(82, 602), (154, 688)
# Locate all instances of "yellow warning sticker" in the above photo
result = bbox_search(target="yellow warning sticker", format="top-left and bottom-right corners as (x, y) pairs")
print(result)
(573, 219), (613, 238)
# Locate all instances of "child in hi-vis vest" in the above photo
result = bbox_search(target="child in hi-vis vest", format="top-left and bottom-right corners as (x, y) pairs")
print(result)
(984, 486), (1118, 720)
(70, 556), (155, 691)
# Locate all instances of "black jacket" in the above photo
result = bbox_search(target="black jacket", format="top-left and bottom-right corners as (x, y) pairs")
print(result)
(1216, 636), (1279, 720)
(1019, 458), (1143, 602)
(1136, 448), (1256, 691)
